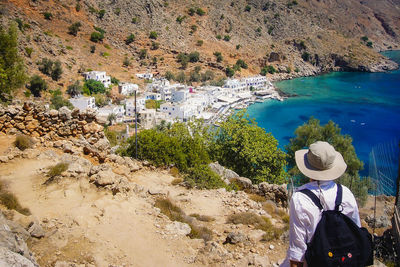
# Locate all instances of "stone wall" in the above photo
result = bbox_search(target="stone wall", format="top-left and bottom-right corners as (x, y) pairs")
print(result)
(0, 102), (104, 142)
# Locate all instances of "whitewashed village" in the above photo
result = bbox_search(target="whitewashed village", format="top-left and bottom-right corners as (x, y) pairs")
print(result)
(69, 70), (282, 130)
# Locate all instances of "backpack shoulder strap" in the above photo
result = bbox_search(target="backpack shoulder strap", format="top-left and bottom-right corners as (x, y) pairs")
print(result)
(335, 183), (343, 211)
(299, 189), (323, 210)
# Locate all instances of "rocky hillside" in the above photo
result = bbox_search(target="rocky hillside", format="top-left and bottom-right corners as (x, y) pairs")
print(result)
(1, 0), (399, 94)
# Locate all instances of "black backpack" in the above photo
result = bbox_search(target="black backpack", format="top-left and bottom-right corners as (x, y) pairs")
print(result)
(299, 184), (373, 267)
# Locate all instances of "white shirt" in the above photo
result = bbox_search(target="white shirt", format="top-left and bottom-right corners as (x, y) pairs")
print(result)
(281, 181), (361, 267)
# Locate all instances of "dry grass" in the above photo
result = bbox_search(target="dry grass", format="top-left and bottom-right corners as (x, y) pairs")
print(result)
(247, 193), (266, 203)
(44, 162), (69, 184)
(13, 134), (34, 151)
(227, 212), (284, 241)
(169, 166), (180, 177)
(190, 213), (215, 222)
(171, 178), (183, 186)
(155, 198), (213, 241)
(0, 181), (30, 215)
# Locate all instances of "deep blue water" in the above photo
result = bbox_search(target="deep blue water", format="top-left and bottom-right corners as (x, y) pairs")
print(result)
(247, 51), (400, 177)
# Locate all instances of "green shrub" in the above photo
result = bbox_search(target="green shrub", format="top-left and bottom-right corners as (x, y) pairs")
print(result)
(90, 30), (104, 43)
(171, 178), (183, 185)
(190, 25), (198, 33)
(165, 71), (175, 81)
(67, 80), (82, 97)
(68, 22), (82, 36)
(90, 45), (96, 53)
(225, 66), (235, 77)
(366, 41), (373, 48)
(248, 194), (266, 203)
(155, 198), (185, 222)
(50, 89), (73, 110)
(260, 65), (277, 75)
(28, 75), (48, 97)
(131, 17), (138, 24)
(196, 40), (203, 46)
(125, 33), (135, 45)
(188, 7), (196, 16)
(139, 49), (147, 59)
(216, 34), (222, 40)
(151, 41), (159, 50)
(213, 51), (223, 62)
(66, 46), (73, 50)
(14, 135), (34, 151)
(83, 79), (106, 94)
(149, 31), (158, 39)
(176, 15), (186, 24)
(301, 52), (310, 61)
(245, 5), (251, 12)
(196, 8), (205, 16)
(188, 224), (212, 241)
(75, 3), (81, 12)
(48, 162), (69, 177)
(24, 47), (33, 57)
(188, 51), (200, 62)
(98, 9), (106, 19)
(43, 12), (53, 20)
(51, 60), (63, 81)
(38, 58), (54, 75)
(185, 164), (225, 189)
(235, 59), (248, 69)
(361, 36), (369, 42)
(223, 35), (231, 41)
(201, 70), (214, 82)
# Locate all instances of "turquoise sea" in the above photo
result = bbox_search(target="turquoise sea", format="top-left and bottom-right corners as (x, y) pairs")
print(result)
(247, 51), (400, 176)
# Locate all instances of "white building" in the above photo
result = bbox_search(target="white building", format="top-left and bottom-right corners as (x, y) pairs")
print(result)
(136, 73), (153, 79)
(171, 87), (189, 103)
(125, 98), (145, 117)
(160, 102), (198, 121)
(119, 82), (138, 95)
(244, 75), (267, 89)
(139, 109), (170, 129)
(224, 79), (248, 93)
(83, 71), (111, 88)
(69, 96), (96, 111)
(144, 92), (162, 101)
(97, 105), (125, 123)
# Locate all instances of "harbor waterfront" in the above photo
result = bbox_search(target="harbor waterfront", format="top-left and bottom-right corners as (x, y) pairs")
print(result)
(246, 51), (400, 176)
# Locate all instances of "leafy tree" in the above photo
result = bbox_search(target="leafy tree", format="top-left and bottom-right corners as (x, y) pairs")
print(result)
(211, 110), (287, 184)
(28, 75), (47, 97)
(50, 89), (73, 110)
(188, 51), (200, 62)
(149, 31), (158, 39)
(235, 59), (248, 69)
(213, 51), (223, 62)
(301, 52), (310, 61)
(285, 117), (367, 205)
(165, 71), (174, 81)
(125, 33), (135, 45)
(67, 80), (82, 97)
(175, 71), (186, 83)
(225, 66), (235, 77)
(68, 22), (82, 36)
(201, 70), (214, 82)
(51, 60), (62, 81)
(260, 65), (277, 75)
(38, 58), (53, 75)
(0, 23), (26, 102)
(83, 79), (106, 94)
(285, 117), (363, 178)
(177, 53), (189, 69)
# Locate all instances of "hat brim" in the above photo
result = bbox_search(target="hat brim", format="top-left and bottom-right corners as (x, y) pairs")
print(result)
(295, 149), (347, 181)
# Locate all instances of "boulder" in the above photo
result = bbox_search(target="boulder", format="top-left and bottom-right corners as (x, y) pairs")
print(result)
(165, 221), (191, 236)
(90, 169), (117, 186)
(58, 107), (72, 121)
(224, 232), (247, 244)
(0, 247), (36, 267)
(229, 177), (253, 190)
(246, 254), (270, 267)
(28, 221), (45, 238)
(258, 182), (288, 207)
(208, 162), (239, 182)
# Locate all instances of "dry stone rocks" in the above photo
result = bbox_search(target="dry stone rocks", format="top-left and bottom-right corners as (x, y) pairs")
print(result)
(224, 232), (247, 244)
(165, 221), (191, 236)
(0, 247), (36, 267)
(28, 221), (45, 238)
(208, 162), (239, 183)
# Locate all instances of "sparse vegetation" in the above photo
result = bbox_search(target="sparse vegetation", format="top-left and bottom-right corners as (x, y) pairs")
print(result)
(223, 35), (231, 41)
(196, 8), (206, 16)
(28, 75), (47, 97)
(260, 65), (277, 75)
(50, 89), (73, 110)
(216, 34), (222, 40)
(68, 22), (82, 36)
(245, 5), (251, 12)
(131, 17), (138, 24)
(188, 51), (200, 62)
(90, 45), (96, 53)
(196, 40), (203, 46)
(171, 178), (183, 185)
(151, 41), (160, 50)
(188, 7), (196, 16)
(164, 71), (175, 81)
(44, 162), (69, 184)
(0, 181), (30, 215)
(248, 194), (266, 202)
(24, 47), (33, 57)
(149, 31), (158, 39)
(139, 49), (148, 60)
(235, 59), (248, 70)
(14, 134), (34, 151)
(125, 33), (135, 45)
(301, 52), (310, 61)
(123, 57), (131, 67)
(214, 52), (223, 62)
(190, 213), (215, 222)
(225, 66), (235, 77)
(176, 15), (186, 24)
(67, 80), (82, 97)
(43, 12), (53, 20)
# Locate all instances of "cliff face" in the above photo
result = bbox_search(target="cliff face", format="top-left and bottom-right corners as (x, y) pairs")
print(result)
(1, 0), (399, 90)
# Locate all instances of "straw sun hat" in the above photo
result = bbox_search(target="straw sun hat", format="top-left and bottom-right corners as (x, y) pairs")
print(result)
(295, 141), (347, 181)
